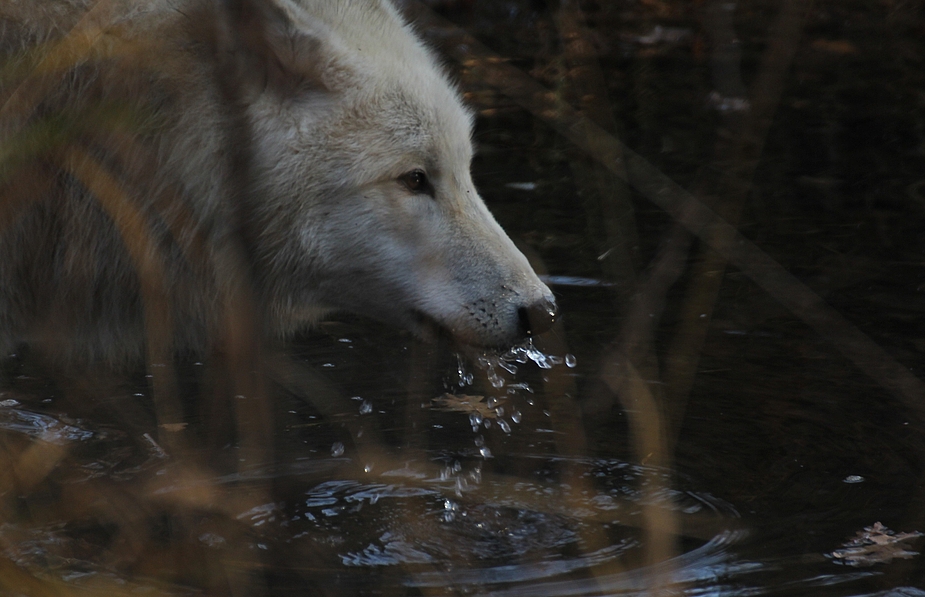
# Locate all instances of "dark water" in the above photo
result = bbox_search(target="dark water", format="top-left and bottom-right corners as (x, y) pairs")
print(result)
(3, 0), (925, 595)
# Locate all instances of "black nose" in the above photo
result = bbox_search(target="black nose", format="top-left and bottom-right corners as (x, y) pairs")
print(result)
(518, 295), (559, 337)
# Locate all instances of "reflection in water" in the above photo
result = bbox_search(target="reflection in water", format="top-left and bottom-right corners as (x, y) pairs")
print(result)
(0, 386), (889, 597)
(428, 532), (755, 597)
(541, 275), (618, 288)
(0, 380), (741, 595)
(0, 400), (94, 444)
(0, 324), (922, 595)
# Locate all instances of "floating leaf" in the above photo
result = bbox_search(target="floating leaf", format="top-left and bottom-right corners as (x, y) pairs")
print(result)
(830, 522), (923, 567)
(430, 394), (504, 419)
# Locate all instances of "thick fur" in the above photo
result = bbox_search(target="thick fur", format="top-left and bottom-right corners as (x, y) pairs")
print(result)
(0, 0), (555, 365)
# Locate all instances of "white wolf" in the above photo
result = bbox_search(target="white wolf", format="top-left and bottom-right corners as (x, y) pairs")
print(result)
(0, 0), (557, 365)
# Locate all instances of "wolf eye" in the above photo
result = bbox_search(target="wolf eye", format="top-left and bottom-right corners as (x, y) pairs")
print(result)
(399, 169), (433, 196)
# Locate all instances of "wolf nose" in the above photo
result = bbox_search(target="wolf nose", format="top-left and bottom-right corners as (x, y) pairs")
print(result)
(518, 295), (559, 337)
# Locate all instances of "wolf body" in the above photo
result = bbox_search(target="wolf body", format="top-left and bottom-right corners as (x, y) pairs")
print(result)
(0, 0), (556, 365)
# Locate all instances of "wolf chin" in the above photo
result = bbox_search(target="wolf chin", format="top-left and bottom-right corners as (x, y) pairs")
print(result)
(0, 0), (557, 366)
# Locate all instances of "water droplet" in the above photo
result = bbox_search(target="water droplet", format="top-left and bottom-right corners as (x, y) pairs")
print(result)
(441, 499), (459, 521)
(331, 442), (344, 457)
(534, 356), (553, 369)
(483, 419), (492, 429)
(524, 340), (553, 369)
(498, 419), (511, 434)
(364, 463), (373, 473)
(455, 477), (467, 496)
(509, 382), (533, 393)
(479, 446), (493, 458)
(511, 409), (522, 424)
(843, 475), (864, 484)
(456, 354), (474, 387)
(359, 400), (373, 415)
(565, 354), (577, 368)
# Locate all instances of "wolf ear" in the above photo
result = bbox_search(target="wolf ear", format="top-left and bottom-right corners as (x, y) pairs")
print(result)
(219, 0), (329, 97)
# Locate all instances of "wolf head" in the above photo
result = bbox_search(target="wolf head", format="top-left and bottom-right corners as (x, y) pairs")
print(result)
(225, 0), (557, 348)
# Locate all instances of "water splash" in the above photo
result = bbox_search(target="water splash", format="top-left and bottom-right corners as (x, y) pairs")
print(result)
(471, 339), (577, 388)
(474, 435), (492, 459)
(456, 354), (474, 387)
(436, 342), (580, 498)
(441, 498), (459, 522)
(450, 340), (577, 447)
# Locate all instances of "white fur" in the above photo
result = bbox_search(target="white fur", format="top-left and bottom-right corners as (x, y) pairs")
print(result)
(0, 0), (554, 361)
